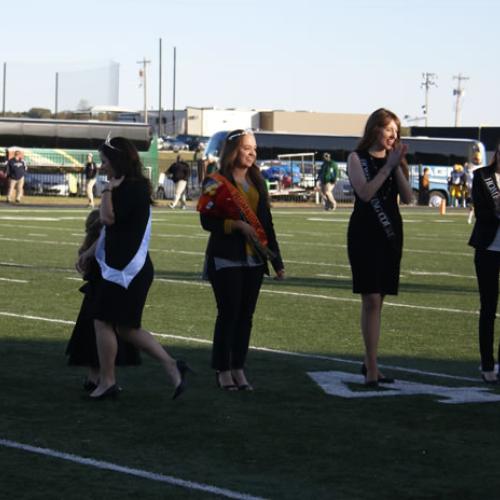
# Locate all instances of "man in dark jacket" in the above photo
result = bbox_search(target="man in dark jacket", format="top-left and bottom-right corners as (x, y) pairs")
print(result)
(6, 150), (27, 203)
(168, 155), (190, 209)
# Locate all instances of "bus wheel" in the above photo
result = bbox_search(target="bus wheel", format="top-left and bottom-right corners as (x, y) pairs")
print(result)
(429, 191), (446, 208)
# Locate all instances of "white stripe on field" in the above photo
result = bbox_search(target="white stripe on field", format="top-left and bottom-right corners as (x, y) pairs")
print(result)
(0, 277), (29, 283)
(0, 439), (265, 500)
(408, 271), (475, 279)
(0, 310), (478, 382)
(154, 278), (479, 316)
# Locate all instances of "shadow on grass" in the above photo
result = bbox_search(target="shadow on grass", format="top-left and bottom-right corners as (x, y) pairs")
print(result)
(1, 338), (499, 500)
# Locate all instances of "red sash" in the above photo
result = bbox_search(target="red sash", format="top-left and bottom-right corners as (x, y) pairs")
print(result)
(211, 173), (268, 248)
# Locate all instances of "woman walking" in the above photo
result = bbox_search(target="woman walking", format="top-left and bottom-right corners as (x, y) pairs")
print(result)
(78, 136), (189, 400)
(346, 109), (413, 387)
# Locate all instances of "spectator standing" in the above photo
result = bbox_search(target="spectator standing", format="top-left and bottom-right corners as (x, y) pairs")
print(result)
(318, 153), (339, 210)
(6, 150), (27, 203)
(168, 155), (190, 209)
(448, 164), (465, 207)
(84, 153), (98, 208)
(418, 166), (430, 206)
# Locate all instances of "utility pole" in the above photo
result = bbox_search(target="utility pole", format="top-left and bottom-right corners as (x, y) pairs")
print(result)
(453, 73), (469, 127)
(54, 72), (59, 118)
(421, 72), (437, 127)
(158, 38), (163, 137)
(2, 62), (6, 116)
(137, 57), (151, 124)
(172, 46), (176, 135)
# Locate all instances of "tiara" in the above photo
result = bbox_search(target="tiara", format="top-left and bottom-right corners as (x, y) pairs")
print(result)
(226, 129), (254, 141)
(104, 132), (122, 152)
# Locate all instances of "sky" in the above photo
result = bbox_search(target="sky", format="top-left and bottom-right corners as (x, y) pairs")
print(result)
(2, 0), (500, 127)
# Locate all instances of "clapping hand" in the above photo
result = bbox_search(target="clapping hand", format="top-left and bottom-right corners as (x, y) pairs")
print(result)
(387, 143), (408, 171)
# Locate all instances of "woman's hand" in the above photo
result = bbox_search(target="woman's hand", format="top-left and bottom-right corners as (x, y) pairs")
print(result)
(75, 254), (89, 275)
(274, 269), (286, 281)
(386, 143), (408, 171)
(233, 220), (258, 240)
(108, 176), (125, 189)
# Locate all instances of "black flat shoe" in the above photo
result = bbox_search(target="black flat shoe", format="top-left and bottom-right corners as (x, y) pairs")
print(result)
(89, 384), (119, 400)
(215, 371), (238, 391)
(172, 360), (192, 400)
(361, 363), (395, 384)
(364, 380), (379, 388)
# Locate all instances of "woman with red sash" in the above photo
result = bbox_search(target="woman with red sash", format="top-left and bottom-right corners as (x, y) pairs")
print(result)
(469, 142), (500, 384)
(197, 129), (285, 391)
(347, 109), (413, 387)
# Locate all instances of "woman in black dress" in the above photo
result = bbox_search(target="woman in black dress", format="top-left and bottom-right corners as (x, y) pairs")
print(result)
(468, 142), (500, 383)
(78, 136), (189, 400)
(347, 109), (413, 387)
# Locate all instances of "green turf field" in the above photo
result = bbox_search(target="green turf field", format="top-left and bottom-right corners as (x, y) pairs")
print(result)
(0, 205), (498, 499)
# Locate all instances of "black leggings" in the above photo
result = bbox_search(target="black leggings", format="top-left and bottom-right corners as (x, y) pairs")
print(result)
(474, 248), (500, 372)
(209, 265), (264, 371)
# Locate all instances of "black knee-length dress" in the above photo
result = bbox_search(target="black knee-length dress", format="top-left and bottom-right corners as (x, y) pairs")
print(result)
(347, 151), (403, 295)
(93, 178), (154, 328)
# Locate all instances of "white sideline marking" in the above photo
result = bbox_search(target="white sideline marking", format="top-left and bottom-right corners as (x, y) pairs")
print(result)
(0, 439), (265, 500)
(0, 310), (478, 383)
(408, 271), (475, 279)
(0, 236), (77, 247)
(0, 277), (29, 283)
(27, 233), (47, 237)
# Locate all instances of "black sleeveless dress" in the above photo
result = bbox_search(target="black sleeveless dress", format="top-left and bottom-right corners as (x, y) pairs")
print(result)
(347, 151), (403, 295)
(93, 178), (154, 328)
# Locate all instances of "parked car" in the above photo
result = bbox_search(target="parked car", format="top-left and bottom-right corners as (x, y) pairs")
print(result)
(161, 136), (189, 152)
(175, 134), (211, 151)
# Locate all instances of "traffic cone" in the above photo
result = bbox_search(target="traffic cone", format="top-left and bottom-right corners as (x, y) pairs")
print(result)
(439, 198), (446, 215)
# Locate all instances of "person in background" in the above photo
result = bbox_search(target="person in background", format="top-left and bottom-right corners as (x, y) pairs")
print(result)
(168, 154), (190, 209)
(418, 166), (430, 206)
(197, 129), (285, 391)
(6, 150), (27, 203)
(318, 152), (339, 210)
(77, 136), (190, 400)
(346, 108), (413, 387)
(68, 209), (141, 390)
(194, 144), (206, 188)
(84, 153), (98, 208)
(468, 143), (500, 384)
(205, 153), (218, 175)
(448, 163), (465, 207)
(463, 162), (475, 223)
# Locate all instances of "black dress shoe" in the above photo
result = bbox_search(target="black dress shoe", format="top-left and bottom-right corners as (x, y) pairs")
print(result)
(89, 384), (119, 400)
(361, 363), (395, 384)
(364, 380), (379, 388)
(172, 360), (192, 400)
(237, 384), (254, 391)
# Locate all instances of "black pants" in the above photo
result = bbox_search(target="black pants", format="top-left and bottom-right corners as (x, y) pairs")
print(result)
(209, 265), (264, 371)
(474, 248), (500, 371)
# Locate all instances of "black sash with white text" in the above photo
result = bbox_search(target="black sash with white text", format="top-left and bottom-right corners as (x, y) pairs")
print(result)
(480, 169), (500, 218)
(360, 157), (396, 243)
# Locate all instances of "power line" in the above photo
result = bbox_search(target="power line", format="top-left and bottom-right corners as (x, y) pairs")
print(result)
(421, 72), (438, 127)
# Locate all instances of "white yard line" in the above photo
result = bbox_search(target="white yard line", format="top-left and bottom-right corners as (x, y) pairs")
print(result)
(0, 439), (265, 500)
(0, 310), (478, 382)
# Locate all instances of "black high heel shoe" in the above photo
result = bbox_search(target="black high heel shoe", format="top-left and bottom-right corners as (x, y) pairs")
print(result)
(172, 360), (192, 400)
(89, 384), (119, 400)
(83, 378), (98, 392)
(215, 371), (238, 391)
(361, 363), (395, 384)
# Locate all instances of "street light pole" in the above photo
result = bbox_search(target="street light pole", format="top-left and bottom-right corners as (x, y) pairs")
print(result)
(158, 38), (162, 137)
(137, 57), (151, 124)
(2, 62), (6, 117)
(54, 72), (59, 118)
(172, 46), (176, 135)
(453, 73), (469, 127)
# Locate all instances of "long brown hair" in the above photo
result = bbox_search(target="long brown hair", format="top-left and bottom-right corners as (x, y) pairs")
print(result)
(219, 129), (269, 205)
(357, 108), (408, 177)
